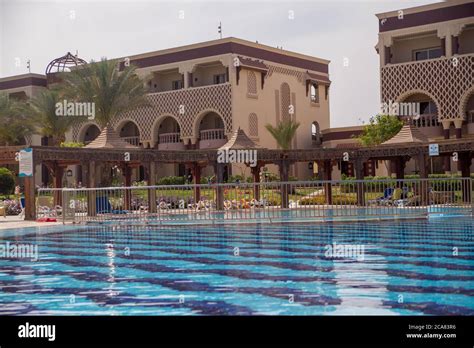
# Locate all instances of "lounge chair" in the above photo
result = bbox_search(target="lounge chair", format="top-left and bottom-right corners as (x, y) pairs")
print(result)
(95, 196), (128, 214)
(389, 188), (403, 205)
(368, 187), (394, 206)
(395, 194), (420, 207)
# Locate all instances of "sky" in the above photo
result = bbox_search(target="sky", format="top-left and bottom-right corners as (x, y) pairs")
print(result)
(0, 0), (440, 127)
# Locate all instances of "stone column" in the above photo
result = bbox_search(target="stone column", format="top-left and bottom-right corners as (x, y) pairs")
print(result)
(191, 163), (202, 204)
(454, 119), (463, 139)
(442, 121), (451, 139)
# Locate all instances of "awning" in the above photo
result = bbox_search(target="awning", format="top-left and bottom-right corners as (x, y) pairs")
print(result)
(305, 71), (331, 85)
(236, 56), (268, 72)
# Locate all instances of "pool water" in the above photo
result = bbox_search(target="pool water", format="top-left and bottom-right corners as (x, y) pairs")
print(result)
(0, 218), (473, 315)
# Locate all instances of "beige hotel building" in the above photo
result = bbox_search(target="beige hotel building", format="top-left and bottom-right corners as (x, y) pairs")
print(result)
(0, 37), (331, 184)
(0, 0), (473, 185)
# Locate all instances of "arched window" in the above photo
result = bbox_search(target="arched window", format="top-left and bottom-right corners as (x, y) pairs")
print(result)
(312, 121), (321, 144)
(249, 113), (258, 137)
(247, 71), (257, 95)
(310, 83), (319, 103)
(280, 82), (291, 122)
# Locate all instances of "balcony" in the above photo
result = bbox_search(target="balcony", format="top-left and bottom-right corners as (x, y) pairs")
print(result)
(198, 128), (226, 149)
(402, 114), (439, 128)
(157, 132), (185, 150)
(122, 136), (140, 146)
(381, 54), (474, 121)
(69, 83), (233, 145)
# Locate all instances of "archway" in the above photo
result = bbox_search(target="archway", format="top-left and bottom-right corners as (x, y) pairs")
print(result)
(118, 121), (140, 146)
(312, 121), (322, 144)
(80, 124), (100, 144)
(397, 91), (440, 128)
(153, 115), (184, 150)
(195, 111), (227, 149)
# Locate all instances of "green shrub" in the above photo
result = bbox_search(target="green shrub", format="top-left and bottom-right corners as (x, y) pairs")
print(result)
(157, 176), (186, 186)
(60, 141), (85, 148)
(299, 194), (357, 205)
(0, 168), (15, 195)
(228, 174), (245, 183)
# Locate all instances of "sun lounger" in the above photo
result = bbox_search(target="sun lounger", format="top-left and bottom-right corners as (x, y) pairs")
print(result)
(368, 187), (394, 205)
(95, 196), (128, 214)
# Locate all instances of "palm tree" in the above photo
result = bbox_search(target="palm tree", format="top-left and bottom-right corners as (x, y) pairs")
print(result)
(27, 89), (74, 146)
(265, 119), (300, 150)
(0, 93), (33, 146)
(60, 58), (150, 129)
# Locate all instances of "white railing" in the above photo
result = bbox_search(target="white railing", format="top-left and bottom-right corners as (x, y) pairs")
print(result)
(121, 136), (140, 146)
(37, 177), (473, 225)
(402, 114), (439, 128)
(200, 128), (225, 141)
(158, 132), (181, 144)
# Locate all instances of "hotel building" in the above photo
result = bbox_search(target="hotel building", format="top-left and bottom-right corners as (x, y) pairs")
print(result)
(324, 0), (474, 179)
(0, 38), (331, 184)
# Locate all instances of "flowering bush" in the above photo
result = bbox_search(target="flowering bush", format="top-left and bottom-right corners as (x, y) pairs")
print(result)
(1, 199), (21, 215)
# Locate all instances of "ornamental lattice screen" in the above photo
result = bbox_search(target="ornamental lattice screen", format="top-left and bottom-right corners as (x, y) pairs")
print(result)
(72, 83), (232, 143)
(381, 54), (474, 121)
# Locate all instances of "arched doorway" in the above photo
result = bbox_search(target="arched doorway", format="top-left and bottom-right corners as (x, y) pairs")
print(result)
(197, 111), (226, 149)
(399, 92), (439, 128)
(311, 121), (322, 145)
(463, 91), (474, 123)
(119, 121), (140, 146)
(81, 124), (100, 145)
(155, 116), (184, 150)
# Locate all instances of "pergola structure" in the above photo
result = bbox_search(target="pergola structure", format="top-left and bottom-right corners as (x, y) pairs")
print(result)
(1, 127), (473, 220)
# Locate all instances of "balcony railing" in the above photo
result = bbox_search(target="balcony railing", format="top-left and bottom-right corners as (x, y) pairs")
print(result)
(401, 114), (439, 128)
(200, 128), (225, 141)
(121, 136), (140, 146)
(158, 132), (181, 144)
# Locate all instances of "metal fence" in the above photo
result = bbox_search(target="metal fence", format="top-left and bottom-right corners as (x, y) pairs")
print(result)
(36, 178), (473, 225)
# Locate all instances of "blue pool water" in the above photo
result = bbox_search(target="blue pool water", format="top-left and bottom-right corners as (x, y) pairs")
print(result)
(0, 218), (473, 315)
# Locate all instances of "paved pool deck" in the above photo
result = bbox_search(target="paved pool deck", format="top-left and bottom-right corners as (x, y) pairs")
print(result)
(0, 216), (63, 231)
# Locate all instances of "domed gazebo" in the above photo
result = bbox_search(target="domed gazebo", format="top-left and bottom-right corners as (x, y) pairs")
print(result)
(45, 52), (87, 83)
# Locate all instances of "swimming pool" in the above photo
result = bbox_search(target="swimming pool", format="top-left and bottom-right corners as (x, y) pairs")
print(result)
(0, 218), (473, 315)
